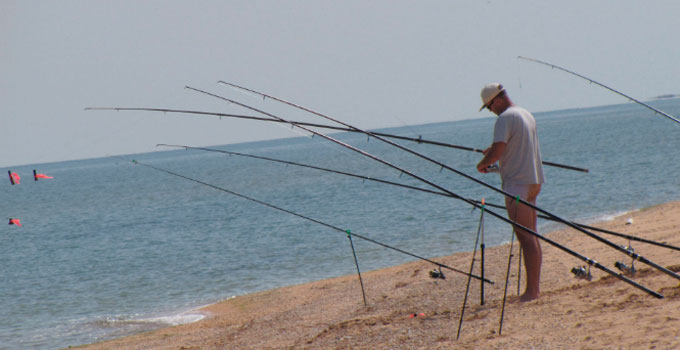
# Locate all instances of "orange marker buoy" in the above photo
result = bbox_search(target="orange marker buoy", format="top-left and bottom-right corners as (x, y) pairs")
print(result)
(8, 171), (20, 185)
(33, 170), (53, 181)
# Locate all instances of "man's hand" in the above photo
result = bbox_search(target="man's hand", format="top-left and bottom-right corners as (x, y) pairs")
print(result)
(477, 161), (489, 173)
(476, 142), (506, 174)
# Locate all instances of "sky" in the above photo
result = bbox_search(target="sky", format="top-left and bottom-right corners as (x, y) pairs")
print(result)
(2, 1), (679, 167)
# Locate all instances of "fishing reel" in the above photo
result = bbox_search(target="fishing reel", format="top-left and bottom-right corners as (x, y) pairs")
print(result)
(485, 164), (500, 173)
(614, 261), (636, 275)
(615, 244), (637, 276)
(571, 265), (592, 281)
(429, 267), (446, 280)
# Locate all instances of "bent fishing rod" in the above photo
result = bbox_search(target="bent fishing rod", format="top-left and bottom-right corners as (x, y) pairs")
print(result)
(85, 107), (474, 147)
(156, 143), (457, 198)
(84, 107), (588, 173)
(517, 56), (680, 126)
(120, 157), (492, 284)
(159, 143), (680, 252)
(129, 87), (662, 298)
(206, 83), (680, 284)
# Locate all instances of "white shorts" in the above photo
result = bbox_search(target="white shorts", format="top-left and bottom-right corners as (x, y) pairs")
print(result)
(502, 183), (541, 203)
(502, 183), (531, 199)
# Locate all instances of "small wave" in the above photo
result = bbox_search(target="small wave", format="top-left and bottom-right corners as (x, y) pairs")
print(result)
(580, 209), (638, 225)
(141, 312), (205, 326)
(77, 309), (207, 344)
(93, 310), (205, 329)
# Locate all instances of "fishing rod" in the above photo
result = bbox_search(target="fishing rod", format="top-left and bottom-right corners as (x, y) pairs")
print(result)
(211, 82), (680, 283)
(156, 143), (455, 197)
(119, 157), (491, 284)
(347, 230), (368, 307)
(234, 83), (590, 173)
(84, 107), (589, 173)
(159, 143), (680, 252)
(87, 89), (666, 297)
(86, 107), (475, 146)
(517, 56), (680, 126)
(571, 222), (680, 252)
(498, 229), (516, 335)
(456, 200), (486, 340)
(480, 200), (680, 252)
(177, 86), (664, 298)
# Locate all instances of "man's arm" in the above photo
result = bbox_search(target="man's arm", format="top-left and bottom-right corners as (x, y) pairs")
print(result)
(476, 141), (506, 173)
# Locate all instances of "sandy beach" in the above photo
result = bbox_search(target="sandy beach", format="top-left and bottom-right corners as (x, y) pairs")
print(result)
(74, 201), (680, 350)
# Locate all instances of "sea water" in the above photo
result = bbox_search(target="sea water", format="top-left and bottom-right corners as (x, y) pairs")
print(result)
(1, 99), (679, 349)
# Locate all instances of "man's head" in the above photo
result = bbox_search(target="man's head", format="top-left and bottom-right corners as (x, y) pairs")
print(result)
(479, 83), (510, 114)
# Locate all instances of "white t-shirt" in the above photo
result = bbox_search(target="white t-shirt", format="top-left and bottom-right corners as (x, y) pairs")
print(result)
(493, 106), (545, 186)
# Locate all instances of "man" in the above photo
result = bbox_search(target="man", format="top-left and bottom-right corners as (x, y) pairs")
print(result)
(476, 83), (545, 302)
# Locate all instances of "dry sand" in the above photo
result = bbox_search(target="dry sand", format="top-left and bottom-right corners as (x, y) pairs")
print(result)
(74, 201), (680, 349)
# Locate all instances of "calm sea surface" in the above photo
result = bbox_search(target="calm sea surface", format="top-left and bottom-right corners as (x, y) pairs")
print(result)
(2, 99), (679, 349)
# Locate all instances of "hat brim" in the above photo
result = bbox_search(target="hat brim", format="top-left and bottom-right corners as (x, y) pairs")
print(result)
(478, 89), (504, 112)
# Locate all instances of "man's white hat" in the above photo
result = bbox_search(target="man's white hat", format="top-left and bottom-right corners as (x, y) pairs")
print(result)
(479, 83), (505, 111)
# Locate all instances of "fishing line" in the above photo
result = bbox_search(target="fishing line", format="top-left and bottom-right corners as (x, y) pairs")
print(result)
(517, 56), (680, 126)
(207, 83), (679, 285)
(517, 58), (523, 89)
(119, 156), (492, 284)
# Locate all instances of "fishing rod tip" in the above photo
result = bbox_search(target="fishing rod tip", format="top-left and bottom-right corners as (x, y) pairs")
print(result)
(84, 107), (113, 111)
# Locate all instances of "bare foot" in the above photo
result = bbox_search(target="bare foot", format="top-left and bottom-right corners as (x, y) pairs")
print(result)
(520, 293), (539, 302)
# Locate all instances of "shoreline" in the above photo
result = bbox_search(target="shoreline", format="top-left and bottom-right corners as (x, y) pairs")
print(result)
(74, 201), (680, 349)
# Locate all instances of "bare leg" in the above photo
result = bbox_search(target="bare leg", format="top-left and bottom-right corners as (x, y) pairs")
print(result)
(505, 184), (542, 302)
